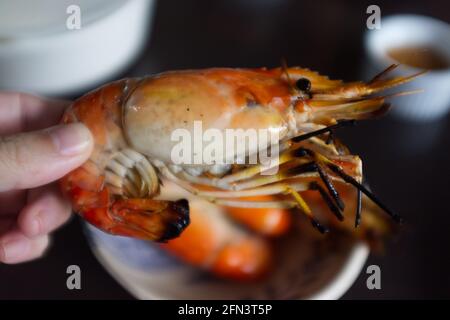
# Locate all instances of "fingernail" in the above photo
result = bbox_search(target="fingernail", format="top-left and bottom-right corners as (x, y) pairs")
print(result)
(48, 123), (92, 156)
(28, 215), (42, 237)
(0, 238), (30, 263)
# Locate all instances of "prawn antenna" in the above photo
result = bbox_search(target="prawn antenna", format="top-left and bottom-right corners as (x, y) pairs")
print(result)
(281, 57), (296, 93)
(355, 188), (362, 227)
(368, 63), (400, 84)
(327, 163), (403, 224)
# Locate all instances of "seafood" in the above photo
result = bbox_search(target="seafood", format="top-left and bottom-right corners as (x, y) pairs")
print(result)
(158, 180), (387, 281)
(225, 196), (291, 237)
(60, 64), (422, 241)
(158, 181), (273, 281)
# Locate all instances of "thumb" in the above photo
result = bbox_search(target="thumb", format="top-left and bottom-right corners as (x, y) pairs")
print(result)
(0, 123), (93, 191)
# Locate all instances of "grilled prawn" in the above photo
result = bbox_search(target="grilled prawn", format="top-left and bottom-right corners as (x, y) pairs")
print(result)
(60, 64), (421, 241)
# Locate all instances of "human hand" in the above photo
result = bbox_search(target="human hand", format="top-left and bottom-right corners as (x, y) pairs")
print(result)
(0, 92), (93, 264)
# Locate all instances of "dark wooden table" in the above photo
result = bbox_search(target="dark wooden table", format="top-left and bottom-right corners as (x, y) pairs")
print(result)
(1, 0), (449, 299)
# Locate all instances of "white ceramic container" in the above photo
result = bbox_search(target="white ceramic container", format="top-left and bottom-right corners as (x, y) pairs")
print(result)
(0, 0), (155, 96)
(365, 14), (450, 121)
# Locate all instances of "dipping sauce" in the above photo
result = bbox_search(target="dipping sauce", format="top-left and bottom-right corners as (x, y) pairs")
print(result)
(387, 46), (449, 70)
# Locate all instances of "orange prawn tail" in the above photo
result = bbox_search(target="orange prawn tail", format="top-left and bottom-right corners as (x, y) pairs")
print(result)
(225, 196), (292, 237)
(60, 79), (190, 242)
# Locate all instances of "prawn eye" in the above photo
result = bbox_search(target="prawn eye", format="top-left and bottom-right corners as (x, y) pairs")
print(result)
(295, 78), (311, 92)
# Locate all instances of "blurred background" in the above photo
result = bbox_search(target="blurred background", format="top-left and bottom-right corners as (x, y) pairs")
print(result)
(0, 0), (449, 299)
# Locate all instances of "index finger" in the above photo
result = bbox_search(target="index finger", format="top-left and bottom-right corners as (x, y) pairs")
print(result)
(0, 92), (71, 135)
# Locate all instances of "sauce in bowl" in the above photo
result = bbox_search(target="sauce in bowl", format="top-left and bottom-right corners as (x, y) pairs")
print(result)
(387, 46), (449, 70)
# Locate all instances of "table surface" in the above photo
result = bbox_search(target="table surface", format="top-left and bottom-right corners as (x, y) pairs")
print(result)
(1, 0), (449, 299)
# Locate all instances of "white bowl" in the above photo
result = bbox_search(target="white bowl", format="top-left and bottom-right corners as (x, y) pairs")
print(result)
(365, 14), (450, 121)
(0, 0), (155, 96)
(85, 221), (369, 300)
